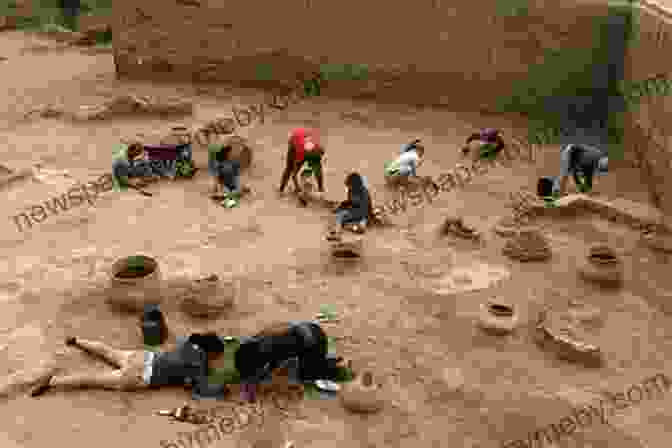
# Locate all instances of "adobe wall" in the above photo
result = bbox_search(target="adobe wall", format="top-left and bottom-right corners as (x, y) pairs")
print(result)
(624, 1), (672, 216)
(110, 0), (608, 111)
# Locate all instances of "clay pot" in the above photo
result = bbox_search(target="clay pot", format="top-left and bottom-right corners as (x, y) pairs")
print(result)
(578, 245), (623, 286)
(106, 255), (162, 312)
(179, 274), (235, 318)
(330, 236), (363, 259)
(478, 300), (518, 335)
(340, 371), (384, 414)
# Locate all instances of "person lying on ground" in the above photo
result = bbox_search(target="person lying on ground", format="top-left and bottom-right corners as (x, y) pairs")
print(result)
(384, 139), (425, 186)
(30, 333), (230, 399)
(112, 142), (159, 192)
(278, 128), (325, 194)
(552, 143), (608, 196)
(326, 172), (373, 241)
(234, 321), (343, 402)
(462, 128), (506, 160)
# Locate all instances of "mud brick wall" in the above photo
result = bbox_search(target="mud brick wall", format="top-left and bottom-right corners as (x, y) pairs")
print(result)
(111, 0), (606, 111)
(624, 1), (672, 216)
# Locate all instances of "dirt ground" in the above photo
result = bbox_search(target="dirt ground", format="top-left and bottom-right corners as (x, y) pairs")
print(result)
(1, 30), (672, 448)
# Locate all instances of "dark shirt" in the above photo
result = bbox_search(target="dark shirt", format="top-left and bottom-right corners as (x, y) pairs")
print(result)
(569, 144), (605, 174)
(149, 337), (228, 399)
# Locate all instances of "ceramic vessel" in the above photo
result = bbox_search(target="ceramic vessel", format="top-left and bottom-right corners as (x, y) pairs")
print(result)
(340, 371), (384, 414)
(578, 245), (623, 286)
(107, 255), (162, 312)
(478, 300), (518, 335)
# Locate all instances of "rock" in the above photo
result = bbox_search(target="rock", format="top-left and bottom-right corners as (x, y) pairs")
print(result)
(477, 299), (519, 335)
(502, 229), (551, 261)
(577, 245), (623, 287)
(179, 274), (236, 318)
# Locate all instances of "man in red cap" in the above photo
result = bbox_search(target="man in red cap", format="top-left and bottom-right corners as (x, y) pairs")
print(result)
(278, 128), (325, 194)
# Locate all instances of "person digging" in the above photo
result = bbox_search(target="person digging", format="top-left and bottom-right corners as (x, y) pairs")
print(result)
(552, 143), (608, 197)
(112, 142), (159, 195)
(326, 172), (374, 241)
(208, 143), (251, 208)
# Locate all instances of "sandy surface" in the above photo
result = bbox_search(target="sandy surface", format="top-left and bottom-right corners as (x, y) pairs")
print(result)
(1, 30), (672, 448)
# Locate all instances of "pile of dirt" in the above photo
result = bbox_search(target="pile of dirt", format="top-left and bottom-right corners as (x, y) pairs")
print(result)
(502, 229), (551, 261)
(74, 95), (194, 120)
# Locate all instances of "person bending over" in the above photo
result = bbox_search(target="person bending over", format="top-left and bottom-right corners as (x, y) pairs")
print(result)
(234, 321), (342, 402)
(111, 142), (159, 192)
(208, 143), (242, 197)
(384, 139), (425, 186)
(278, 128), (325, 194)
(31, 333), (229, 399)
(553, 143), (608, 196)
(326, 172), (373, 240)
(463, 128), (506, 160)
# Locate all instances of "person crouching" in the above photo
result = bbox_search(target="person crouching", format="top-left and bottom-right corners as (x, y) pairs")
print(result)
(326, 172), (374, 241)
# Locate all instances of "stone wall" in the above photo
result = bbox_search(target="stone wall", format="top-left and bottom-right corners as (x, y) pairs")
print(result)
(624, 1), (672, 216)
(111, 0), (608, 111)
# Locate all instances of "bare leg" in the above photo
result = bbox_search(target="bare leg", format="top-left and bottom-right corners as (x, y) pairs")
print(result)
(71, 338), (134, 369)
(49, 369), (146, 391)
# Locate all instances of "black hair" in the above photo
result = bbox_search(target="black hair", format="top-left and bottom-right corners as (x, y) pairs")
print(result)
(188, 332), (225, 354)
(234, 338), (264, 380)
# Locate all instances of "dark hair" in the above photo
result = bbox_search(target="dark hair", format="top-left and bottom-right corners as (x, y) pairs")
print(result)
(188, 332), (225, 354)
(234, 338), (264, 379)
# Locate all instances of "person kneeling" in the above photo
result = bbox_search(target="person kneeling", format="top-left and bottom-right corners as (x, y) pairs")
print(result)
(326, 172), (373, 241)
(112, 142), (158, 192)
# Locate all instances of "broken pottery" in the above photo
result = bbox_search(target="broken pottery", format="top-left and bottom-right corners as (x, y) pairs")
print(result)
(534, 308), (603, 367)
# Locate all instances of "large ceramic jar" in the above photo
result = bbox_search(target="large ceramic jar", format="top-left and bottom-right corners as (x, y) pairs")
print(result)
(107, 255), (162, 312)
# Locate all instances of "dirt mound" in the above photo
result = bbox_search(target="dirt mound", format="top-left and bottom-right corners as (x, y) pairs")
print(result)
(74, 95), (194, 120)
(502, 229), (551, 261)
